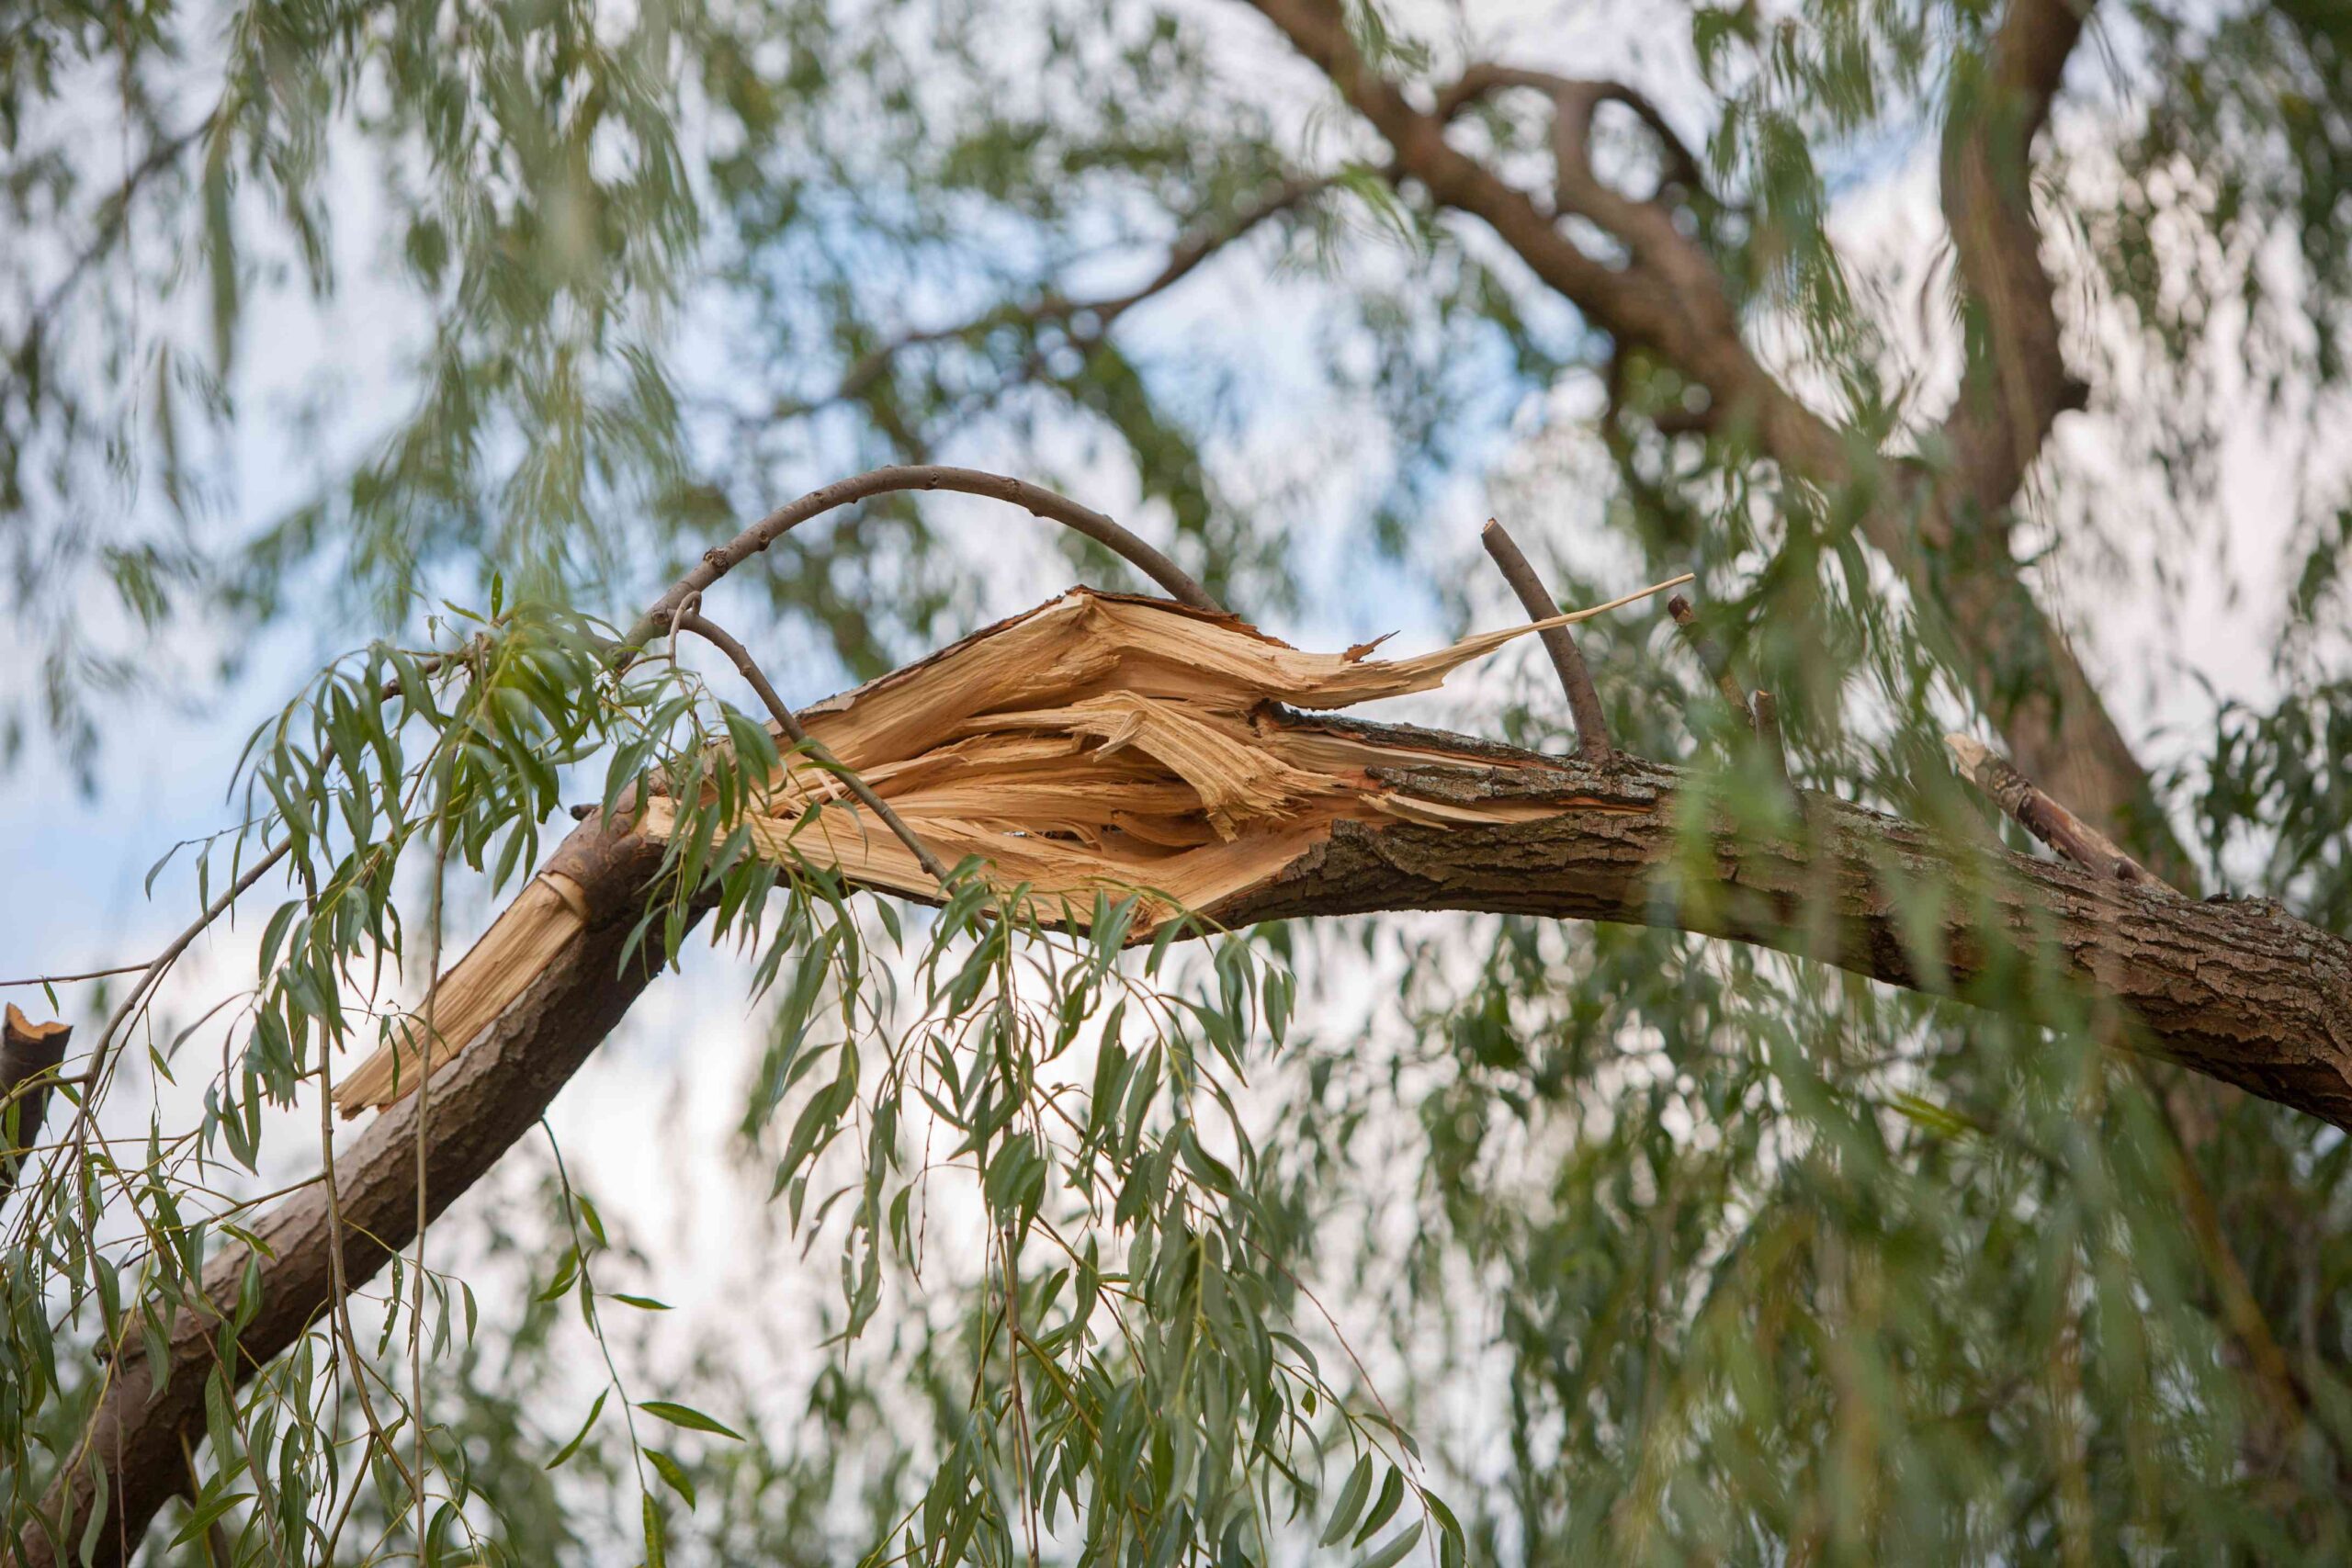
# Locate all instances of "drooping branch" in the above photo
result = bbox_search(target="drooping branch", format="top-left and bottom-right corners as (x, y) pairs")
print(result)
(16, 118), (211, 360)
(17, 819), (686, 1568)
(341, 468), (1219, 1113)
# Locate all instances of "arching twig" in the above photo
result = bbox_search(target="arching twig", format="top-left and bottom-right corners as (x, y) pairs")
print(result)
(631, 465), (1218, 652)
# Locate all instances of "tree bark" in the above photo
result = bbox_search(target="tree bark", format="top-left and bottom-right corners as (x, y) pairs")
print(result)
(17, 818), (687, 1568)
(1237, 0), (2182, 875)
(27, 712), (2352, 1562)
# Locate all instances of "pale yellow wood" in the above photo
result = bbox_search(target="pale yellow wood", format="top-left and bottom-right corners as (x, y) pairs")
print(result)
(344, 580), (1687, 1116)
(333, 872), (589, 1115)
(645, 584), (1684, 936)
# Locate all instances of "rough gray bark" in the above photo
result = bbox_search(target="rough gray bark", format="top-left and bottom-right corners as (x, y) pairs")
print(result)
(28, 709), (2352, 1562)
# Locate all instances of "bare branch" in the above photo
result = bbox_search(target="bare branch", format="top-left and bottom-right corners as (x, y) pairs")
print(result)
(1433, 63), (1708, 203)
(1665, 592), (1754, 726)
(1945, 733), (2164, 890)
(631, 465), (1218, 648)
(1480, 519), (1612, 760)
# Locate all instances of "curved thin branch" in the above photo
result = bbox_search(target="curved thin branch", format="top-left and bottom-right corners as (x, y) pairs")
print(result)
(629, 465), (1219, 647)
(675, 609), (953, 886)
(1479, 519), (1612, 760)
(1433, 62), (1709, 206)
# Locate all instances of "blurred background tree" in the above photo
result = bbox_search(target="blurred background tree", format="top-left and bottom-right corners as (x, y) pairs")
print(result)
(5, 0), (2352, 1561)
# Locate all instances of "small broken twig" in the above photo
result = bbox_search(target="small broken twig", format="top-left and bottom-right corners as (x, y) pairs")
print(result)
(1751, 689), (1792, 795)
(0, 1006), (72, 1216)
(1944, 734), (2167, 893)
(676, 610), (954, 888)
(1479, 519), (1612, 761)
(1665, 593), (1753, 728)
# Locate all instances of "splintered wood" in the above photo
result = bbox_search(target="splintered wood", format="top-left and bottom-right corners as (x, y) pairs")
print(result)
(642, 589), (1638, 923)
(337, 582), (1679, 1114)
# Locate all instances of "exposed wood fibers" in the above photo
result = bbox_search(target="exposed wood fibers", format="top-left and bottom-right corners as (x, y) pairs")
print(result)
(334, 584), (1678, 1114)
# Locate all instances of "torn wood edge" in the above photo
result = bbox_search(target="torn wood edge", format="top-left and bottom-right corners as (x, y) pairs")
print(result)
(1, 1004), (73, 1213)
(333, 581), (1689, 1116)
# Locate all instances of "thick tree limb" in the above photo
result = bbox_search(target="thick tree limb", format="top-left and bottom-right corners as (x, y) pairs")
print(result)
(1209, 725), (2352, 1114)
(1238, 0), (2169, 875)
(1938, 0), (2096, 522)
(32, 679), (2352, 1556)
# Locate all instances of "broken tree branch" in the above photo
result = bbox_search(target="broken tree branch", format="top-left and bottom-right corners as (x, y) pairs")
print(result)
(0, 1007), (71, 1217)
(1944, 733), (2164, 891)
(340, 468), (1223, 1116)
(1480, 519), (1612, 761)
(31, 581), (2352, 1559)
(1665, 592), (1754, 727)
